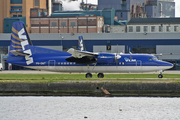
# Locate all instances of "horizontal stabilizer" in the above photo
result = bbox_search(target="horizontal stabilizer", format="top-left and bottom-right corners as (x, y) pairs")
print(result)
(10, 50), (30, 56)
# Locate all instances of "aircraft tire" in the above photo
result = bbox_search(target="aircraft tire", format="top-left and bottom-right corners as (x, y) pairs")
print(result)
(158, 74), (163, 78)
(86, 73), (92, 78)
(97, 73), (104, 78)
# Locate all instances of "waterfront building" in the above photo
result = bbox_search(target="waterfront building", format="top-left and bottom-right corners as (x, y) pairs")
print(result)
(127, 18), (180, 33)
(0, 0), (47, 33)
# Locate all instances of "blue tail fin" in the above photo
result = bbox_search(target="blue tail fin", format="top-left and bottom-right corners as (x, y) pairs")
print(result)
(78, 35), (85, 51)
(7, 21), (34, 65)
(10, 21), (32, 52)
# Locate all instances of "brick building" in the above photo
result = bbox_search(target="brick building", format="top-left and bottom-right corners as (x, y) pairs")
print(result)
(30, 16), (104, 33)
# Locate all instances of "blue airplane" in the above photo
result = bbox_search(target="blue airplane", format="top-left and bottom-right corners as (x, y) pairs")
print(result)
(6, 21), (173, 78)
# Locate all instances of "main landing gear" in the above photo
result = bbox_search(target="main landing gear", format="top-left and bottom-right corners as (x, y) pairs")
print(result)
(97, 73), (104, 78)
(85, 73), (92, 78)
(85, 73), (104, 78)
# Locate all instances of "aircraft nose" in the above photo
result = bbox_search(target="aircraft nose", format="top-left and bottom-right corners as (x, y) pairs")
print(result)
(166, 62), (173, 66)
(169, 63), (173, 67)
(164, 61), (173, 69)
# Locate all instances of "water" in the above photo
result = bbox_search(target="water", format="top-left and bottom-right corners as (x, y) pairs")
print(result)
(0, 97), (180, 120)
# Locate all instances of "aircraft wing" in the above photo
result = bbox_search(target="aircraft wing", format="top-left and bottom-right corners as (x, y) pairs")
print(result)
(67, 48), (98, 58)
(10, 50), (30, 56)
(152, 53), (162, 56)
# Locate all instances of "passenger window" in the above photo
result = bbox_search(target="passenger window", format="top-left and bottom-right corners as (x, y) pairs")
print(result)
(148, 58), (152, 61)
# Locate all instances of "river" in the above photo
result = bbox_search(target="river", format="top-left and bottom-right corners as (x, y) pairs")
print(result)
(0, 97), (180, 120)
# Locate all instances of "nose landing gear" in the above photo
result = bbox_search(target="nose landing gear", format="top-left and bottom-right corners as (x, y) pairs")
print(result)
(158, 70), (163, 78)
(158, 74), (163, 78)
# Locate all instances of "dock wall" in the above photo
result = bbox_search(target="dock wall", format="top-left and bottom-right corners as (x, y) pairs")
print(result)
(0, 83), (180, 97)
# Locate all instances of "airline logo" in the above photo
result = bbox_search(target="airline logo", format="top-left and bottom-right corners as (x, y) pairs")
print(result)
(124, 57), (136, 62)
(19, 28), (33, 65)
(78, 36), (84, 51)
(78, 40), (83, 51)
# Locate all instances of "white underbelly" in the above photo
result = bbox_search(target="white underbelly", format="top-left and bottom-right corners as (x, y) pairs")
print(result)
(25, 66), (171, 73)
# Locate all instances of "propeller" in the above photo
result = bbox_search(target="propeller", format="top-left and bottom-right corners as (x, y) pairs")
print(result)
(114, 53), (121, 66)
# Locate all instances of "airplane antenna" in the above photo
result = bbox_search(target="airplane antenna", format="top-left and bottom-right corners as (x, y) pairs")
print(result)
(129, 47), (131, 54)
(117, 44), (118, 53)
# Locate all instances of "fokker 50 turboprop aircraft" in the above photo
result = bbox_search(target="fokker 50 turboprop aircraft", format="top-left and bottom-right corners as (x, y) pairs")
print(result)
(7, 21), (173, 78)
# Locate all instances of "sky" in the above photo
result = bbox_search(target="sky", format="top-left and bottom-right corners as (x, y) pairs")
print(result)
(174, 0), (180, 17)
(87, 0), (180, 17)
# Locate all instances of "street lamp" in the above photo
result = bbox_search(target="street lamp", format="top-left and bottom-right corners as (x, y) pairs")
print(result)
(61, 36), (64, 51)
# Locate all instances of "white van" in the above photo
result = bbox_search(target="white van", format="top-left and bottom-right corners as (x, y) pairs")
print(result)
(0, 63), (2, 71)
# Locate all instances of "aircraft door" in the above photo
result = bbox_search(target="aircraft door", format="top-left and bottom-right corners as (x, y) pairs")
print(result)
(136, 60), (142, 71)
(48, 60), (56, 66)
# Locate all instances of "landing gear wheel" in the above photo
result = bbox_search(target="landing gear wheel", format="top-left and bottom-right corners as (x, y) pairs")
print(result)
(97, 73), (104, 78)
(86, 73), (92, 78)
(158, 74), (163, 78)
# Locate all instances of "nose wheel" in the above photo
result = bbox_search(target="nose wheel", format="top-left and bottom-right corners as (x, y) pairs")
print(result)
(86, 73), (92, 78)
(158, 74), (163, 78)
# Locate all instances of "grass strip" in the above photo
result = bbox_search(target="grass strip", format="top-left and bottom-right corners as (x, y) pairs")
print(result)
(0, 74), (180, 83)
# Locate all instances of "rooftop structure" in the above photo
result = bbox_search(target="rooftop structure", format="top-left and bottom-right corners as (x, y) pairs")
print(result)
(98, 0), (147, 21)
(145, 0), (175, 18)
(50, 8), (117, 25)
(128, 18), (180, 24)
(98, 0), (175, 21)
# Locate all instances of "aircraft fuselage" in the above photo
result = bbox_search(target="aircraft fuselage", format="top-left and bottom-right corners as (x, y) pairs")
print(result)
(8, 48), (173, 73)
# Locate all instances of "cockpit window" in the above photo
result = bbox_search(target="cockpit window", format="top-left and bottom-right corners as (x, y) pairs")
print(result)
(152, 57), (158, 61)
(148, 57), (158, 61)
